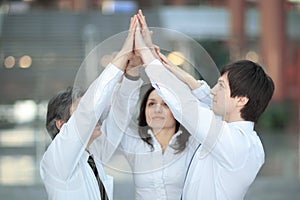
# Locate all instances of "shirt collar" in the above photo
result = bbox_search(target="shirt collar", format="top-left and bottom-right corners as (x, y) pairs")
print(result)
(147, 129), (183, 146)
(229, 121), (254, 133)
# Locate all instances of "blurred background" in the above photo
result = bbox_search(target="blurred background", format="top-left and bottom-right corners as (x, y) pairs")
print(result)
(0, 0), (299, 199)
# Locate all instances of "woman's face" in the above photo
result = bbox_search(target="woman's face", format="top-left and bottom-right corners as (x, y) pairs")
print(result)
(145, 90), (176, 132)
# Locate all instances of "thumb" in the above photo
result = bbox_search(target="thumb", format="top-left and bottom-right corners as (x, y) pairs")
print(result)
(158, 51), (169, 64)
(154, 45), (160, 53)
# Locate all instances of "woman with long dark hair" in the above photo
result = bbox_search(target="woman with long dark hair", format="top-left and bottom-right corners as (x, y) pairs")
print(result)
(110, 80), (197, 200)
(137, 86), (190, 154)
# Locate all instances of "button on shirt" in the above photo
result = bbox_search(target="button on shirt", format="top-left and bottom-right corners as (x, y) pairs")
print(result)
(145, 60), (265, 200)
(40, 63), (123, 200)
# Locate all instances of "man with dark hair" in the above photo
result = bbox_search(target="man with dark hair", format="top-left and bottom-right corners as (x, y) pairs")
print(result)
(133, 12), (275, 199)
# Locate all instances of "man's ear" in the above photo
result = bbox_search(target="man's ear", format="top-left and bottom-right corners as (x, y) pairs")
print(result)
(237, 96), (249, 107)
(55, 119), (65, 131)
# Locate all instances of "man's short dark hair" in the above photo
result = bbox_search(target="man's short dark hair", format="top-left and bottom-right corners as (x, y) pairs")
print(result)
(220, 60), (275, 123)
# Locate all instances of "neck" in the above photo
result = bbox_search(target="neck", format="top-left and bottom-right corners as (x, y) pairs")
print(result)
(225, 111), (244, 122)
(152, 127), (175, 151)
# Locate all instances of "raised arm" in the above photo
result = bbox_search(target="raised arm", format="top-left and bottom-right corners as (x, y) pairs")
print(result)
(90, 15), (145, 164)
(156, 49), (212, 107)
(134, 11), (223, 156)
(41, 63), (124, 181)
(91, 58), (143, 163)
(41, 16), (137, 180)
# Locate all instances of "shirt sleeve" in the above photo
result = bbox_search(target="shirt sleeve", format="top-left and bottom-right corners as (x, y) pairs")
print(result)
(192, 80), (213, 108)
(40, 63), (123, 181)
(90, 75), (143, 163)
(111, 76), (143, 133)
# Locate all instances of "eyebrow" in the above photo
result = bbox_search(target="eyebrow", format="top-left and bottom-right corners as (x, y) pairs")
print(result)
(147, 98), (156, 101)
(218, 79), (225, 83)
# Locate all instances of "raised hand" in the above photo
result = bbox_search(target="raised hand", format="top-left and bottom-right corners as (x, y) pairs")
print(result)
(134, 19), (156, 66)
(156, 48), (201, 90)
(137, 9), (153, 48)
(112, 15), (137, 71)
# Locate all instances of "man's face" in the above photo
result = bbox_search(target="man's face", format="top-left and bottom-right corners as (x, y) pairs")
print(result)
(210, 73), (236, 121)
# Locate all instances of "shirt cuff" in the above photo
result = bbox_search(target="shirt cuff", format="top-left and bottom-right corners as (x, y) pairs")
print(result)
(107, 63), (123, 74)
(192, 80), (211, 100)
(149, 59), (162, 66)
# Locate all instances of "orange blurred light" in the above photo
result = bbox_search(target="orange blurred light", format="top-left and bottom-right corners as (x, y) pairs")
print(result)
(4, 56), (15, 69)
(19, 55), (32, 68)
(167, 51), (185, 66)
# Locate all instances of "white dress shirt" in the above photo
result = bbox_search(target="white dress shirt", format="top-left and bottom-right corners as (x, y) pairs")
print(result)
(40, 63), (123, 200)
(145, 59), (265, 200)
(111, 76), (198, 200)
(121, 128), (196, 200)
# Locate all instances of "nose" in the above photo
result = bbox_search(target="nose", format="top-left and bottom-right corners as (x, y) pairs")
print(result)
(210, 85), (217, 96)
(154, 104), (163, 113)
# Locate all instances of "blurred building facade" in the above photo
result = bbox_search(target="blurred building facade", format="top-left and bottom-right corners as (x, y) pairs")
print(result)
(0, 0), (299, 157)
(1, 0), (300, 101)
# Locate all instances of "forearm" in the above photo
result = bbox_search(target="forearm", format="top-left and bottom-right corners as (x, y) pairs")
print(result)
(186, 76), (202, 90)
(92, 75), (142, 162)
(112, 75), (142, 132)
(75, 63), (123, 141)
(145, 59), (213, 142)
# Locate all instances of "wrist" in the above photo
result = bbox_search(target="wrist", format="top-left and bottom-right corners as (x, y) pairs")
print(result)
(112, 53), (129, 71)
(140, 49), (156, 65)
(187, 76), (202, 90)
